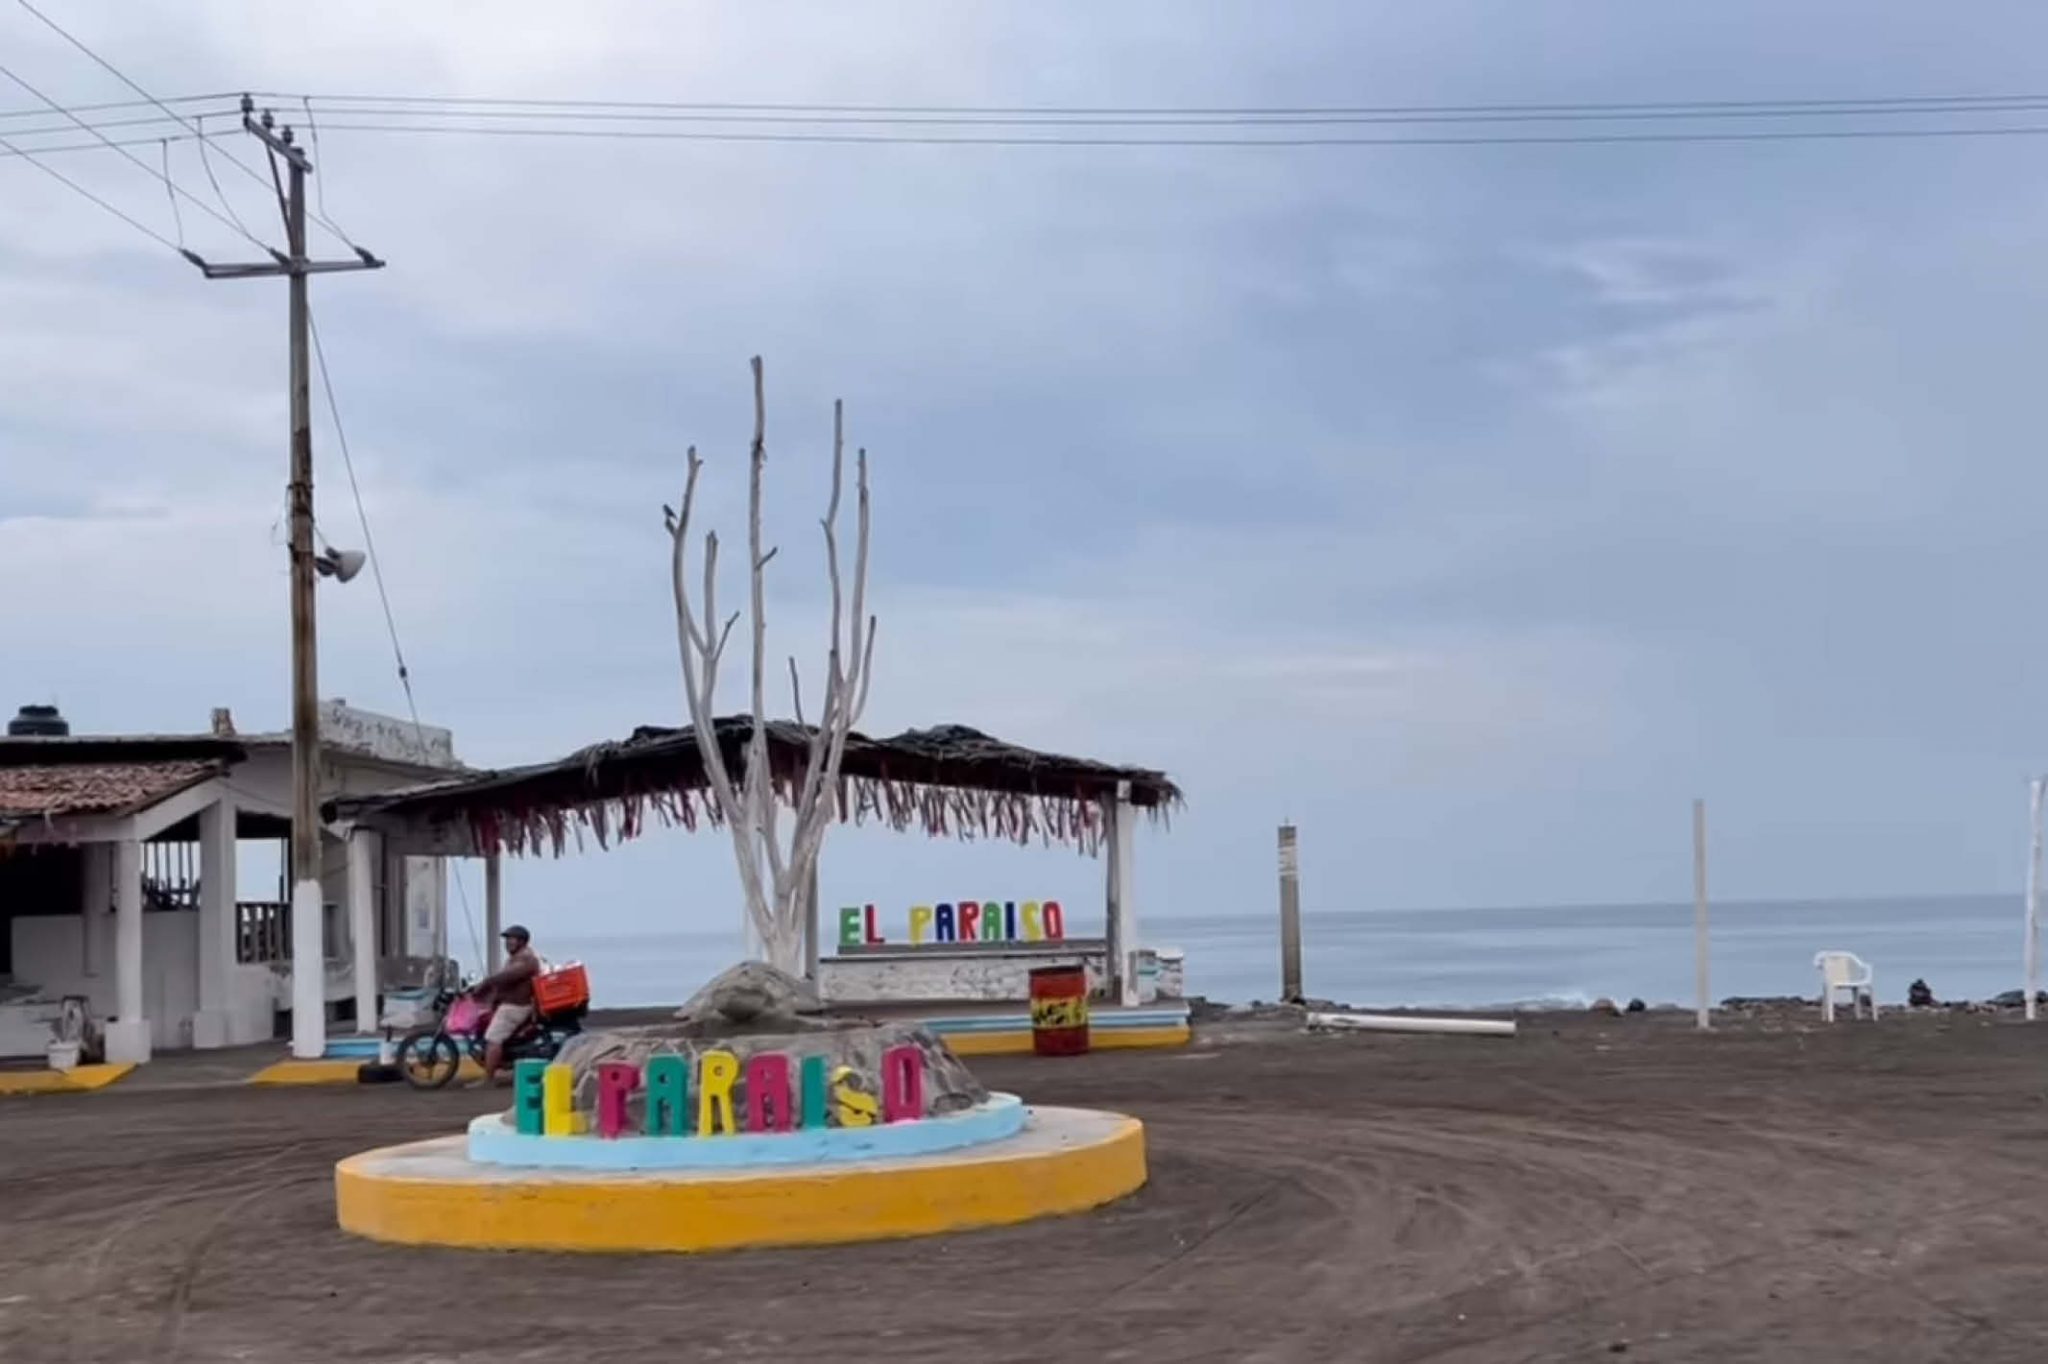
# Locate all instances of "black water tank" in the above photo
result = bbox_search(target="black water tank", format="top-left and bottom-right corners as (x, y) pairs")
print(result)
(7, 704), (68, 737)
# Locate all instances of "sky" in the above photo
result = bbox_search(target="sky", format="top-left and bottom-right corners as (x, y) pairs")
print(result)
(7, 2), (2048, 963)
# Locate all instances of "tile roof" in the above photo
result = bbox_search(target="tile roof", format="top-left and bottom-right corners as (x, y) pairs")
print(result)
(0, 760), (222, 821)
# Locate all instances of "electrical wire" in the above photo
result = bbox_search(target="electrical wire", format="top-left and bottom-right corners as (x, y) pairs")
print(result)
(258, 88), (2048, 118)
(0, 59), (274, 251)
(0, 126), (184, 253)
(306, 304), (486, 972)
(290, 118), (2048, 149)
(11, 0), (366, 250)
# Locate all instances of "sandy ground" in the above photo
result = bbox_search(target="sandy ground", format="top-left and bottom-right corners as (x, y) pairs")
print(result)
(3, 1009), (2048, 1363)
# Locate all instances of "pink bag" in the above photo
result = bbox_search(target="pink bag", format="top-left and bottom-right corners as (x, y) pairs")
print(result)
(445, 995), (484, 1036)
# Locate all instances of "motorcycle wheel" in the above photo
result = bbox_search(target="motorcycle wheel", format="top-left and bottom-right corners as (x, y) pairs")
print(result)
(396, 1030), (462, 1090)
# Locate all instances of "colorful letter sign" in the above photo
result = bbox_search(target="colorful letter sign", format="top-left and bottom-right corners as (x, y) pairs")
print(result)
(839, 899), (1067, 948)
(519, 1048), (929, 1143)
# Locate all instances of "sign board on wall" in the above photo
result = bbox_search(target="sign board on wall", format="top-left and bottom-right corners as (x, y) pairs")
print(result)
(319, 701), (459, 770)
(837, 900), (1067, 948)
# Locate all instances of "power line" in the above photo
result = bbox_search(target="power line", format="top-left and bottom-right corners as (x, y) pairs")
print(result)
(0, 125), (186, 254)
(0, 60), (274, 251)
(259, 96), (2048, 129)
(0, 90), (226, 121)
(293, 117), (2048, 149)
(306, 304), (485, 971)
(259, 88), (2048, 118)
(11, 1), (365, 250)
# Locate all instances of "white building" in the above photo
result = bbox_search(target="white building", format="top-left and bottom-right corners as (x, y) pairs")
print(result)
(0, 701), (463, 1064)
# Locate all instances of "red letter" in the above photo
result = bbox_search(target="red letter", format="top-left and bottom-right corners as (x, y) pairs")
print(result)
(597, 1061), (640, 1139)
(745, 1052), (794, 1133)
(959, 901), (981, 940)
(864, 903), (884, 944)
(1043, 900), (1066, 939)
(881, 1045), (925, 1123)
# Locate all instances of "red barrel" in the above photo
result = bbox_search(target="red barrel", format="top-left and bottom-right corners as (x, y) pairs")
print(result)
(1029, 965), (1091, 1056)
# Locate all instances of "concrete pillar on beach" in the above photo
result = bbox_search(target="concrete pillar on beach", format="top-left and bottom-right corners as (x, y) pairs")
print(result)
(105, 837), (150, 1065)
(350, 829), (381, 1035)
(1693, 798), (1710, 1031)
(193, 794), (239, 1049)
(1279, 823), (1303, 1004)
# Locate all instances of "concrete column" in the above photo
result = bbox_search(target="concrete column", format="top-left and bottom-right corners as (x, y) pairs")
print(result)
(105, 838), (150, 1064)
(484, 851), (503, 972)
(80, 842), (109, 977)
(290, 840), (326, 1060)
(1105, 780), (1138, 1007)
(349, 829), (380, 1035)
(192, 796), (239, 1049)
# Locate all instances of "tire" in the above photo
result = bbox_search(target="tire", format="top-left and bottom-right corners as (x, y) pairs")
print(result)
(396, 1030), (462, 1090)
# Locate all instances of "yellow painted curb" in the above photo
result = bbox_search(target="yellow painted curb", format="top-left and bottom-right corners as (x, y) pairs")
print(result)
(0, 1062), (135, 1096)
(251, 1056), (484, 1086)
(944, 1024), (1191, 1057)
(337, 1106), (1146, 1254)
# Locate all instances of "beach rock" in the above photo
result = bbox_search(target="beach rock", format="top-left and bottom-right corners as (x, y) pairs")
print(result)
(1988, 989), (2048, 1008)
(1626, 998), (1647, 1014)
(1907, 978), (1936, 1008)
(674, 960), (821, 1026)
(1589, 997), (1621, 1017)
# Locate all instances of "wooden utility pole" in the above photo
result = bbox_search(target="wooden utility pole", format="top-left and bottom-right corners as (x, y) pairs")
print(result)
(1279, 823), (1303, 1003)
(1693, 798), (1710, 1031)
(2026, 779), (2043, 1022)
(200, 97), (383, 1058)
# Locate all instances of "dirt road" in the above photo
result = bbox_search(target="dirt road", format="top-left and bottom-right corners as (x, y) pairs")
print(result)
(3, 1010), (2046, 1362)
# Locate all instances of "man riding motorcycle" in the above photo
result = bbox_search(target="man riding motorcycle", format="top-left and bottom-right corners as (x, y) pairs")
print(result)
(466, 924), (541, 1087)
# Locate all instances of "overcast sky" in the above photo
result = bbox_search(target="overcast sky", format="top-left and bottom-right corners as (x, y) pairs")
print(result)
(7, 3), (2048, 956)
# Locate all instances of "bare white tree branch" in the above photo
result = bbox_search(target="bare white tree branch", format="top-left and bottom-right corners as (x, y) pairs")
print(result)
(669, 356), (878, 973)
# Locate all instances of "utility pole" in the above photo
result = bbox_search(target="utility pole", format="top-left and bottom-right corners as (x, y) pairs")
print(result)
(201, 96), (383, 1059)
(1278, 823), (1303, 1004)
(1693, 798), (1710, 1031)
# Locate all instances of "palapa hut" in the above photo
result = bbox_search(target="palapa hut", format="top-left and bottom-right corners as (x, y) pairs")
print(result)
(327, 718), (1181, 1008)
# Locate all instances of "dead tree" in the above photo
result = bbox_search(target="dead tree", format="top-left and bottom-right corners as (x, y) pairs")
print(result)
(665, 357), (875, 973)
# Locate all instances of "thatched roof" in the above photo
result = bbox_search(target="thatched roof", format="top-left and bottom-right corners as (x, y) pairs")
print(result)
(326, 718), (1181, 859)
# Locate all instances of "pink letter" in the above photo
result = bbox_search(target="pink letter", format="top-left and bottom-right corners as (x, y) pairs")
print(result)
(597, 1062), (640, 1139)
(745, 1052), (794, 1133)
(881, 1045), (925, 1123)
(1042, 900), (1066, 940)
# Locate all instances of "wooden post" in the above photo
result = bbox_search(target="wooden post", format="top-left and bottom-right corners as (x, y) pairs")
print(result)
(2027, 779), (2043, 1022)
(1279, 824), (1303, 1004)
(803, 859), (820, 982)
(1105, 780), (1138, 1006)
(484, 850), (503, 973)
(1693, 798), (1710, 1031)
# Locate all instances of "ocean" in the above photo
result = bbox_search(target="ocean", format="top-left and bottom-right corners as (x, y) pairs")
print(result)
(544, 893), (2028, 1011)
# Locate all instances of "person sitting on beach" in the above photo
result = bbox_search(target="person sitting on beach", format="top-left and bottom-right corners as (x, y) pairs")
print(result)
(467, 925), (541, 1087)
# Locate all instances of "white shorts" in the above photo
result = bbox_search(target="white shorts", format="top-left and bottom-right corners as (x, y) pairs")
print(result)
(483, 1003), (534, 1044)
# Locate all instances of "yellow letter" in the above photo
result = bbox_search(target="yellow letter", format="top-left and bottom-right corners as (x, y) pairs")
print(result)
(908, 904), (933, 944)
(1021, 901), (1043, 941)
(542, 1062), (576, 1137)
(697, 1049), (740, 1136)
(832, 1064), (878, 1128)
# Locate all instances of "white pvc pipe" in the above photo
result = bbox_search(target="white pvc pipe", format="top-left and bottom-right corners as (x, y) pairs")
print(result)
(1307, 1011), (1516, 1037)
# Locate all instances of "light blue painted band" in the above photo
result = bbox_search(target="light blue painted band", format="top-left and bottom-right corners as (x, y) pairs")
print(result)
(466, 1092), (1027, 1170)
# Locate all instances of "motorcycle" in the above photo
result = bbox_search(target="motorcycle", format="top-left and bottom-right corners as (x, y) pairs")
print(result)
(395, 986), (583, 1090)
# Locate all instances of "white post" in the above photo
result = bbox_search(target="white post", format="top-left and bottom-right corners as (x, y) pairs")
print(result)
(484, 850), (503, 972)
(193, 795), (238, 1049)
(1693, 798), (1710, 1031)
(349, 829), (380, 1035)
(105, 837), (151, 1064)
(2026, 779), (2043, 1022)
(1105, 779), (1138, 1007)
(290, 844), (327, 1061)
(1278, 823), (1303, 1003)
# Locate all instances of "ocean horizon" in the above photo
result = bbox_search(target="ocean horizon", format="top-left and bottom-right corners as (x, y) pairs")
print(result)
(540, 892), (2030, 1011)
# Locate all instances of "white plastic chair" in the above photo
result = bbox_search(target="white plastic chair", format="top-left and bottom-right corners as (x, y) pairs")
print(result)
(1814, 951), (1877, 1021)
